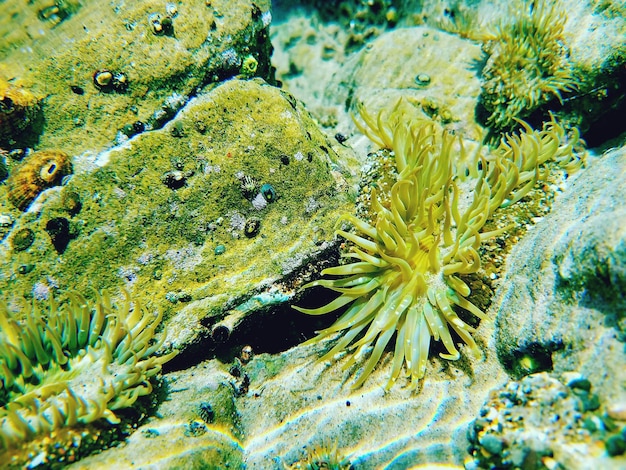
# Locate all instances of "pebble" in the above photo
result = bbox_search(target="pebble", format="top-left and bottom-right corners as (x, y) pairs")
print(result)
(480, 433), (504, 455)
(568, 377), (591, 392)
(607, 402), (626, 421)
(605, 434), (626, 456)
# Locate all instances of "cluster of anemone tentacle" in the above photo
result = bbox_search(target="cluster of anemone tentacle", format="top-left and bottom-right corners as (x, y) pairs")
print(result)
(480, 1), (579, 129)
(294, 99), (582, 390)
(0, 290), (177, 452)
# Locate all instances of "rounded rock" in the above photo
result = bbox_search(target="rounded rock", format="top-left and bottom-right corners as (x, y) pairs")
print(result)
(480, 433), (505, 455)
(605, 434), (626, 457)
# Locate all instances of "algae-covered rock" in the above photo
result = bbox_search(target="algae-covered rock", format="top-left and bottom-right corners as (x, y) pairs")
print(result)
(0, 78), (356, 353)
(0, 0), (274, 154)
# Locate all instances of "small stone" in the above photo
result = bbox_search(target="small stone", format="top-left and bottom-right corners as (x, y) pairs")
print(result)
(583, 416), (598, 432)
(480, 433), (504, 455)
(214, 244), (226, 255)
(607, 402), (626, 421)
(568, 378), (591, 392)
(580, 393), (601, 412)
(605, 434), (626, 456)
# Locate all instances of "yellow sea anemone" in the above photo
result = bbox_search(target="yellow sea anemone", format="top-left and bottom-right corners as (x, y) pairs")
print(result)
(0, 290), (177, 461)
(294, 100), (581, 389)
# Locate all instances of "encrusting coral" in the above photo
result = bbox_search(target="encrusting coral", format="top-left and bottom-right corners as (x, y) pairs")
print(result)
(294, 99), (583, 390)
(0, 290), (177, 464)
(480, 0), (579, 130)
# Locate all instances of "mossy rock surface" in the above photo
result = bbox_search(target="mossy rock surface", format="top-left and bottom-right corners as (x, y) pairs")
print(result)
(0, 78), (356, 350)
(0, 0), (273, 152)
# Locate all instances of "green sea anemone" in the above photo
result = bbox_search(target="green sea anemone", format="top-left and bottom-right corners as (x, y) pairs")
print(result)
(0, 290), (177, 462)
(480, 0), (579, 129)
(294, 100), (582, 389)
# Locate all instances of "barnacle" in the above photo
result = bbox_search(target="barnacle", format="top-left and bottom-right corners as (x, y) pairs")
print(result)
(480, 0), (579, 129)
(0, 290), (177, 461)
(294, 100), (582, 389)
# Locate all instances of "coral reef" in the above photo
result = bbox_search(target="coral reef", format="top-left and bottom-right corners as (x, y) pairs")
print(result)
(294, 99), (582, 389)
(480, 1), (579, 130)
(0, 290), (177, 467)
(6, 149), (72, 211)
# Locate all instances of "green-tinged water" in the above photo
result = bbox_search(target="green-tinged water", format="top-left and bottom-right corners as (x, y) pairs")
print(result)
(1, 1), (625, 468)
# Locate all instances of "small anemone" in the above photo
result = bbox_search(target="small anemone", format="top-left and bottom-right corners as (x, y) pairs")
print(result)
(294, 99), (583, 390)
(284, 439), (352, 470)
(480, 1), (579, 129)
(0, 290), (177, 456)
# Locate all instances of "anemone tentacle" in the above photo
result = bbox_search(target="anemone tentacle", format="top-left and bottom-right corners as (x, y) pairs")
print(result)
(0, 290), (177, 453)
(294, 99), (583, 389)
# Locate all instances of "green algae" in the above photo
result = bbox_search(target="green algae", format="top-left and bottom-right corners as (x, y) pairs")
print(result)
(0, 78), (356, 350)
(0, 0), (273, 155)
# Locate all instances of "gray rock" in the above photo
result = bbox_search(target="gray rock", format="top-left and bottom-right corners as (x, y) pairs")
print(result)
(494, 146), (626, 407)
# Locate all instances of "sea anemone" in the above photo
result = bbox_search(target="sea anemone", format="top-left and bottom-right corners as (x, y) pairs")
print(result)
(0, 290), (177, 463)
(480, 0), (579, 130)
(284, 439), (352, 470)
(294, 100), (582, 389)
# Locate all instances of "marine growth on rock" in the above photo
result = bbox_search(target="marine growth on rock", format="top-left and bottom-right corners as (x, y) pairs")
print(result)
(480, 1), (579, 129)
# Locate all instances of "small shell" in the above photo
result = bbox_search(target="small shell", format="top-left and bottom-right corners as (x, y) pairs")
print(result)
(260, 183), (277, 202)
(243, 217), (261, 237)
(6, 150), (72, 211)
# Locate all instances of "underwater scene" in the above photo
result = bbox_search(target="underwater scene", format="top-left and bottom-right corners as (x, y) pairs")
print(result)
(0, 0), (625, 468)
